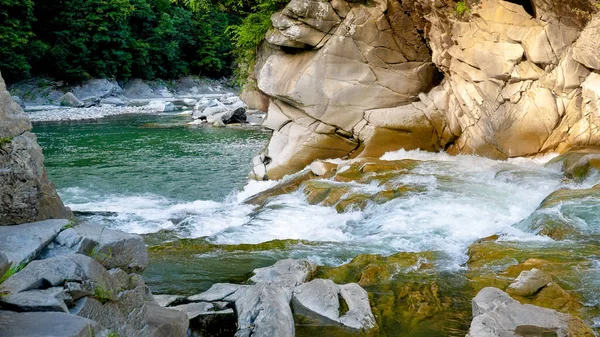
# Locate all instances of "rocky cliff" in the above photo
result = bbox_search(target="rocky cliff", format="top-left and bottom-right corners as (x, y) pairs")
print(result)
(0, 72), (72, 225)
(245, 0), (600, 180)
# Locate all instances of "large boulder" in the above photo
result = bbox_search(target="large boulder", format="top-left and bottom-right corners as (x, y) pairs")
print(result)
(0, 219), (70, 266)
(247, 0), (600, 179)
(71, 79), (123, 103)
(40, 223), (148, 272)
(466, 287), (594, 337)
(59, 92), (84, 107)
(0, 72), (72, 225)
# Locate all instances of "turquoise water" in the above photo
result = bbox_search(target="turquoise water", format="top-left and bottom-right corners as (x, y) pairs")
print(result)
(34, 114), (270, 233)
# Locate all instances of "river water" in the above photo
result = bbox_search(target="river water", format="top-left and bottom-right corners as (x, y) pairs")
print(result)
(33, 113), (600, 333)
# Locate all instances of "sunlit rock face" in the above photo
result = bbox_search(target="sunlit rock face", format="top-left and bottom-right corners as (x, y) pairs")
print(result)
(247, 0), (600, 180)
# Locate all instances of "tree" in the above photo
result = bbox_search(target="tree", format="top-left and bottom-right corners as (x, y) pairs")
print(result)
(0, 0), (36, 81)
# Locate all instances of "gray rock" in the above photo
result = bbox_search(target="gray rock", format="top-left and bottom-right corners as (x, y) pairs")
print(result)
(0, 219), (69, 265)
(1, 254), (115, 295)
(467, 287), (579, 337)
(41, 223), (148, 272)
(0, 72), (72, 225)
(171, 302), (234, 320)
(0, 251), (9, 278)
(59, 92), (84, 107)
(250, 258), (315, 289)
(153, 294), (185, 307)
(123, 79), (155, 99)
(0, 287), (71, 312)
(100, 96), (127, 106)
(292, 279), (376, 330)
(222, 107), (247, 124)
(72, 79), (123, 102)
(146, 304), (189, 337)
(0, 310), (105, 337)
(201, 105), (228, 117)
(11, 96), (24, 108)
(146, 100), (175, 112)
(507, 268), (552, 297)
(188, 283), (245, 302)
(234, 283), (295, 337)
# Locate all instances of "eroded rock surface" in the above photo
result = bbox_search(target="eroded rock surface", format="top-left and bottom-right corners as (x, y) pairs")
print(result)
(0, 72), (72, 225)
(247, 0), (600, 180)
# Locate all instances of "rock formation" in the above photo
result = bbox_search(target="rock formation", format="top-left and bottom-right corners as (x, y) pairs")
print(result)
(246, 0), (600, 180)
(0, 71), (72, 225)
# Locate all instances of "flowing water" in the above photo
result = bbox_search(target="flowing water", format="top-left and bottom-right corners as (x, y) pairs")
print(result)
(34, 113), (600, 334)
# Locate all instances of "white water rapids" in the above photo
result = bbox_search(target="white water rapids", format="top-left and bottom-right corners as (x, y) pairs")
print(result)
(60, 149), (600, 268)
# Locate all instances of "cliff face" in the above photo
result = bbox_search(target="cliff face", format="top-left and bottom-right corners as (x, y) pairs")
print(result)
(246, 0), (600, 180)
(0, 72), (72, 225)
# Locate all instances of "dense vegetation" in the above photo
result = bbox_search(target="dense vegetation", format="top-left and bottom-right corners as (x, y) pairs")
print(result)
(0, 0), (247, 83)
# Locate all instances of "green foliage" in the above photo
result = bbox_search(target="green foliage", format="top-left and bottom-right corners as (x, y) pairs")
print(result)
(0, 136), (13, 148)
(455, 1), (470, 16)
(0, 0), (35, 81)
(597, 1), (600, 9)
(93, 284), (112, 303)
(0, 261), (27, 284)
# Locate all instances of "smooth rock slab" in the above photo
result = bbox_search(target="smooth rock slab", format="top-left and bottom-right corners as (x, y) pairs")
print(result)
(466, 287), (593, 337)
(187, 283), (245, 302)
(292, 279), (376, 330)
(0, 219), (69, 265)
(234, 283), (295, 337)
(507, 268), (552, 297)
(41, 223), (148, 272)
(153, 294), (185, 307)
(250, 258), (315, 289)
(0, 310), (104, 337)
(1, 287), (71, 312)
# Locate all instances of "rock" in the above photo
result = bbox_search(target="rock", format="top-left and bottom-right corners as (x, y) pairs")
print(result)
(0, 72), (72, 225)
(59, 92), (85, 107)
(573, 14), (600, 70)
(100, 96), (127, 106)
(200, 105), (228, 117)
(0, 254), (114, 295)
(123, 79), (156, 98)
(187, 283), (246, 302)
(546, 147), (600, 181)
(1, 287), (71, 312)
(146, 304), (189, 337)
(72, 79), (123, 102)
(234, 283), (295, 337)
(147, 100), (174, 112)
(171, 302), (234, 320)
(0, 251), (8, 278)
(222, 107), (247, 124)
(292, 279), (376, 330)
(11, 96), (24, 108)
(0, 219), (70, 266)
(507, 269), (553, 297)
(40, 223), (148, 272)
(0, 310), (105, 337)
(466, 287), (593, 337)
(250, 258), (315, 289)
(153, 294), (185, 307)
(309, 160), (337, 177)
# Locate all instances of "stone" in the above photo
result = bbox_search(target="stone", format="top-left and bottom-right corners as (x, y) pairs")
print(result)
(11, 96), (24, 108)
(171, 302), (234, 320)
(146, 304), (189, 337)
(573, 14), (600, 70)
(41, 223), (148, 272)
(250, 258), (316, 289)
(234, 283), (295, 337)
(292, 279), (376, 330)
(0, 72), (72, 225)
(153, 294), (185, 307)
(222, 107), (247, 124)
(59, 92), (85, 107)
(507, 268), (553, 297)
(466, 287), (593, 337)
(187, 283), (245, 302)
(0, 287), (71, 312)
(100, 96), (127, 106)
(0, 219), (70, 266)
(0, 310), (105, 337)
(147, 100), (172, 112)
(0, 254), (114, 295)
(72, 79), (123, 102)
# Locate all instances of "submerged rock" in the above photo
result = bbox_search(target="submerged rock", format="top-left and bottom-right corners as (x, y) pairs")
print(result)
(466, 287), (593, 337)
(507, 269), (552, 297)
(546, 147), (600, 181)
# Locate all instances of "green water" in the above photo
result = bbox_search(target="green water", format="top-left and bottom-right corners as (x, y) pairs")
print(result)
(34, 114), (270, 203)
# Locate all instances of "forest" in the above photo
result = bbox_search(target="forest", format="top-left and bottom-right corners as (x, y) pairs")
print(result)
(0, 0), (286, 83)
